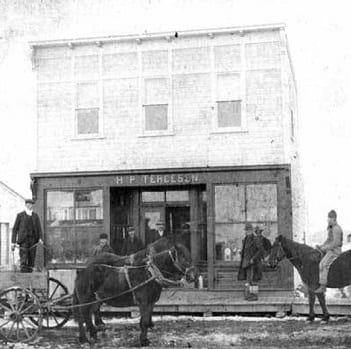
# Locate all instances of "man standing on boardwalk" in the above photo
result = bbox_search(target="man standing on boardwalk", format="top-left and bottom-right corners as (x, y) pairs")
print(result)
(11, 199), (43, 273)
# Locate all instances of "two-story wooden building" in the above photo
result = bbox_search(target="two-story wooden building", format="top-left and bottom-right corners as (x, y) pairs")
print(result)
(29, 23), (304, 312)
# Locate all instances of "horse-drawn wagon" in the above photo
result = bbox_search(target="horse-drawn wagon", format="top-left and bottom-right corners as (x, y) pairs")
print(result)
(0, 271), (71, 343)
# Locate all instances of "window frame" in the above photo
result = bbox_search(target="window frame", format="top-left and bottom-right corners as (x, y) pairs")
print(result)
(44, 187), (104, 267)
(213, 182), (278, 265)
(211, 43), (247, 134)
(72, 54), (104, 140)
(139, 48), (174, 137)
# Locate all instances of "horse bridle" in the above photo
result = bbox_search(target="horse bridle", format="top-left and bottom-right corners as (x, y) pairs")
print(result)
(274, 241), (298, 263)
(147, 246), (189, 276)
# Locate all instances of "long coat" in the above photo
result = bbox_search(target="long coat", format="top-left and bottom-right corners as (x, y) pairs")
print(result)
(238, 234), (264, 282)
(121, 237), (144, 256)
(12, 211), (42, 245)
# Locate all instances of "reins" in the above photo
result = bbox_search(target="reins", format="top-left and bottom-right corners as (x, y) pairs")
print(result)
(64, 246), (188, 310)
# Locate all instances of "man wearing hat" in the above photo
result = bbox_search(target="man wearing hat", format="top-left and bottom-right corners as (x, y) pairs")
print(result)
(92, 233), (114, 256)
(121, 226), (144, 256)
(238, 223), (264, 301)
(255, 226), (272, 260)
(315, 210), (343, 293)
(148, 220), (167, 244)
(11, 199), (43, 272)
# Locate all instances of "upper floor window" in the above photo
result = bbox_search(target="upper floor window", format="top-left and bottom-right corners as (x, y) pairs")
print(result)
(143, 77), (170, 133)
(76, 82), (100, 136)
(74, 55), (102, 138)
(215, 73), (242, 130)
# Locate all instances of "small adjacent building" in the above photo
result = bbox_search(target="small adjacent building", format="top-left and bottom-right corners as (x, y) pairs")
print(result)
(0, 181), (25, 266)
(29, 23), (305, 307)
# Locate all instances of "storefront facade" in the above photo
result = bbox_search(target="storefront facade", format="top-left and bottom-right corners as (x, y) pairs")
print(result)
(32, 164), (293, 292)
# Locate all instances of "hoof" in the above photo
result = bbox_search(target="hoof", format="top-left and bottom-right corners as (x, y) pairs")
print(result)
(321, 317), (330, 324)
(96, 324), (106, 331)
(140, 338), (150, 347)
(148, 321), (155, 329)
(306, 317), (315, 323)
(79, 336), (90, 344)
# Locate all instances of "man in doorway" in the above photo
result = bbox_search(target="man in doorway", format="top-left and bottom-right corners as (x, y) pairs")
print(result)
(92, 233), (114, 256)
(11, 199), (43, 273)
(238, 223), (264, 301)
(150, 220), (167, 243)
(121, 226), (144, 256)
(315, 210), (343, 293)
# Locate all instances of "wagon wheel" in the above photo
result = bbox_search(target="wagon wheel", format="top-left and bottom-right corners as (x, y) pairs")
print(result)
(31, 278), (71, 329)
(0, 287), (42, 343)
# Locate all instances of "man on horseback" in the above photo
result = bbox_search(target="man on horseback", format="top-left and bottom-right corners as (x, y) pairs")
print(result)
(315, 210), (343, 293)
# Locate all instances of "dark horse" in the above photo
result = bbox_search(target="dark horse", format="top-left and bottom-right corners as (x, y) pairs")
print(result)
(73, 237), (195, 346)
(269, 235), (351, 323)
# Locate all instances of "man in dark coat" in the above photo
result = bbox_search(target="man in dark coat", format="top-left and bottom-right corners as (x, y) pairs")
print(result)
(238, 223), (264, 301)
(149, 220), (167, 244)
(121, 226), (144, 256)
(11, 199), (43, 273)
(255, 226), (272, 260)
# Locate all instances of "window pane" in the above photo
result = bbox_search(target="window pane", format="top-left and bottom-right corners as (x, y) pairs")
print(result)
(246, 184), (277, 221)
(75, 189), (103, 225)
(74, 55), (99, 79)
(215, 185), (245, 222)
(76, 82), (99, 107)
(46, 227), (75, 263)
(76, 108), (99, 135)
(76, 226), (103, 263)
(144, 78), (168, 104)
(217, 73), (240, 101)
(166, 191), (189, 202)
(46, 191), (74, 226)
(142, 191), (164, 202)
(144, 104), (168, 131)
(217, 101), (241, 128)
(215, 223), (245, 261)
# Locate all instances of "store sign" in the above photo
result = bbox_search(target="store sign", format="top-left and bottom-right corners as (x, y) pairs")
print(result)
(115, 173), (200, 186)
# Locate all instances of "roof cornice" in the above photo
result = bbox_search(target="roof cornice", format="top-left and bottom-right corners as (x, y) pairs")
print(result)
(29, 23), (286, 49)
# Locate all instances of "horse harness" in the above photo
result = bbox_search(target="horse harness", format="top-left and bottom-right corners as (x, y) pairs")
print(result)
(94, 247), (188, 306)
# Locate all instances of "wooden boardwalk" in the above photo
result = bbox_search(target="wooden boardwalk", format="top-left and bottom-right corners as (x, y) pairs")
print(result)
(101, 289), (351, 317)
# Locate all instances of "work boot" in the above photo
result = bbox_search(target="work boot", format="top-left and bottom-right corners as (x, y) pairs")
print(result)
(314, 285), (326, 293)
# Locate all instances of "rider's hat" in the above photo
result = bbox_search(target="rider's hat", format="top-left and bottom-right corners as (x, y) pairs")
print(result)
(99, 233), (108, 239)
(328, 210), (337, 219)
(25, 198), (35, 204)
(127, 226), (135, 233)
(156, 220), (165, 226)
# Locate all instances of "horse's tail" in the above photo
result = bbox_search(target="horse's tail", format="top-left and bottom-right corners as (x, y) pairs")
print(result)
(72, 274), (81, 323)
(72, 288), (79, 322)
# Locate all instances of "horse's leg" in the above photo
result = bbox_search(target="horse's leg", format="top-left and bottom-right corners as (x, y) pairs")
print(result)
(307, 290), (316, 323)
(148, 302), (155, 329)
(139, 302), (153, 346)
(316, 292), (330, 323)
(81, 305), (98, 341)
(73, 290), (89, 344)
(93, 303), (106, 330)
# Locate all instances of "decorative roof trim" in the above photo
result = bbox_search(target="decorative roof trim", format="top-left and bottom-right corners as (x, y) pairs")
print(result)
(29, 23), (286, 49)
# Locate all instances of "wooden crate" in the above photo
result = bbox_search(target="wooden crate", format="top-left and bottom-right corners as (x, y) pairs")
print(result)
(0, 271), (48, 291)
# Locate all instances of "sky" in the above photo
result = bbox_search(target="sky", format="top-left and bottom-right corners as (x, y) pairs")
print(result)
(1, 0), (351, 234)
